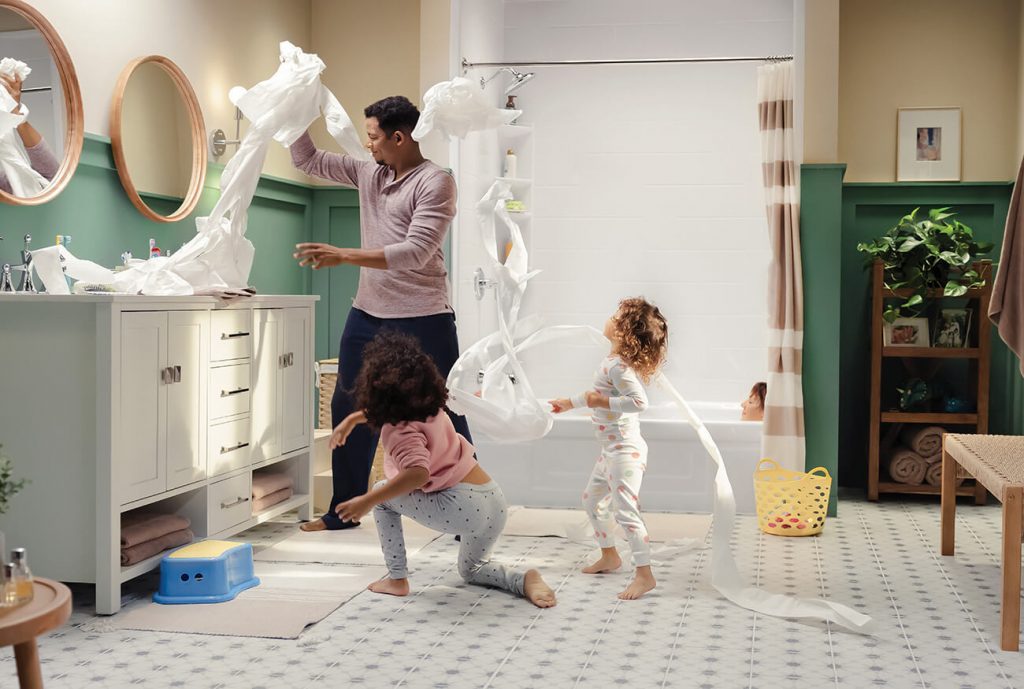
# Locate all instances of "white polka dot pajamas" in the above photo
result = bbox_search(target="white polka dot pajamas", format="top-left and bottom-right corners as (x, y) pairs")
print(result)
(572, 356), (651, 567)
(372, 479), (527, 596)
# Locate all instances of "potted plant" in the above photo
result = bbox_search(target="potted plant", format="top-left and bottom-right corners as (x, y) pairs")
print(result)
(0, 444), (28, 565)
(856, 207), (994, 322)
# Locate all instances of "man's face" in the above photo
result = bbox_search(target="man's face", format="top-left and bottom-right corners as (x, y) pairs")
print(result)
(365, 117), (397, 166)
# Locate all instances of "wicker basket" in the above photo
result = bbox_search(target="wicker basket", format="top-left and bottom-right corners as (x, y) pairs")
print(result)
(316, 358), (386, 491)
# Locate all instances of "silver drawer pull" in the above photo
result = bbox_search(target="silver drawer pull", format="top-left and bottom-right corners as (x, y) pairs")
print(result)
(220, 442), (250, 455)
(221, 331), (250, 340)
(220, 387), (250, 397)
(172, 365), (181, 383)
(160, 367), (173, 384)
(220, 496), (250, 509)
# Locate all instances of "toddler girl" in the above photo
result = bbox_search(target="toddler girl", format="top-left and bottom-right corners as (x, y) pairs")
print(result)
(331, 330), (556, 608)
(550, 297), (668, 600)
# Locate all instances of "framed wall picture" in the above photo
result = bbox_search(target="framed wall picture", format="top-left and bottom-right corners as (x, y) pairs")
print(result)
(883, 317), (930, 347)
(896, 107), (962, 182)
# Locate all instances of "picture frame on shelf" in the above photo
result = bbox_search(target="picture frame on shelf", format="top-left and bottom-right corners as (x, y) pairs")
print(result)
(896, 107), (962, 182)
(933, 308), (972, 348)
(883, 317), (930, 347)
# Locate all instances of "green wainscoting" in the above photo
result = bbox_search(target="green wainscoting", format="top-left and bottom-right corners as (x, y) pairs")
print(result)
(0, 134), (359, 362)
(802, 165), (1023, 508)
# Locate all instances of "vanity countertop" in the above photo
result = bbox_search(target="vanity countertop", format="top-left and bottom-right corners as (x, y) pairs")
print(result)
(0, 293), (318, 306)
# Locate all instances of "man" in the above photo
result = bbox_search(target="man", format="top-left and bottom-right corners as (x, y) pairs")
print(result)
(292, 95), (472, 531)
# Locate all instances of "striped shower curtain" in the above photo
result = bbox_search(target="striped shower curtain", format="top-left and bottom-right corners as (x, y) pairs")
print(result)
(757, 61), (805, 472)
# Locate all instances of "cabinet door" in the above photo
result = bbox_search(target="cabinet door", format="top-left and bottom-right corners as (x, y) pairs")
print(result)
(280, 307), (311, 454)
(251, 309), (281, 462)
(118, 312), (167, 503)
(165, 311), (209, 489)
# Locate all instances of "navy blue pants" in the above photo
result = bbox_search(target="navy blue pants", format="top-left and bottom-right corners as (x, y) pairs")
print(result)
(322, 307), (473, 529)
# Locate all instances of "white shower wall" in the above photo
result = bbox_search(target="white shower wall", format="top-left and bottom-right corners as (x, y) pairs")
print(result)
(453, 0), (796, 404)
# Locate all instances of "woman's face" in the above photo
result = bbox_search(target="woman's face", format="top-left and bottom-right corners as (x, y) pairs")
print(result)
(741, 390), (764, 421)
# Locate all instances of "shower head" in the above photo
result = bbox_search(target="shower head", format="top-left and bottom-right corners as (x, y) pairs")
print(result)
(504, 69), (535, 95)
(480, 66), (537, 95)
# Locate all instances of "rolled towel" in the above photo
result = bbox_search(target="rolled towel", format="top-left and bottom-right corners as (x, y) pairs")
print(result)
(899, 425), (946, 462)
(252, 472), (293, 500)
(885, 446), (928, 485)
(252, 486), (294, 514)
(925, 460), (965, 487)
(120, 528), (194, 566)
(121, 512), (191, 549)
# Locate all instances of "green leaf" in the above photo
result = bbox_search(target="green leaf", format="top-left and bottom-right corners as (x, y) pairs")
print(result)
(944, 281), (968, 297)
(904, 294), (924, 308)
(898, 238), (923, 252)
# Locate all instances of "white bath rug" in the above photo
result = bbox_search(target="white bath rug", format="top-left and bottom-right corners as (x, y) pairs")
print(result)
(82, 562), (383, 639)
(254, 516), (442, 565)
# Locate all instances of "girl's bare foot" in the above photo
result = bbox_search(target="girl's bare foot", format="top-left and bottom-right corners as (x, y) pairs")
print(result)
(299, 519), (326, 532)
(524, 569), (557, 608)
(582, 548), (622, 574)
(368, 577), (410, 597)
(618, 566), (656, 600)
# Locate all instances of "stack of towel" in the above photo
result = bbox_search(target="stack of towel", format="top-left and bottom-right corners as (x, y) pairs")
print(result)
(121, 512), (193, 566)
(884, 425), (963, 487)
(252, 472), (294, 513)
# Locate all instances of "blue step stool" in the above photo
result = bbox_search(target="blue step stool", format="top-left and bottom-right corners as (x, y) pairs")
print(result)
(153, 540), (260, 604)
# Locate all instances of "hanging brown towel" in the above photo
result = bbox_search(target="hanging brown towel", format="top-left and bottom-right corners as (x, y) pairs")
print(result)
(990, 155), (1024, 376)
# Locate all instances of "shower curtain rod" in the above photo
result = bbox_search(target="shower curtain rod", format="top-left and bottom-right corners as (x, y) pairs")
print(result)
(462, 55), (792, 69)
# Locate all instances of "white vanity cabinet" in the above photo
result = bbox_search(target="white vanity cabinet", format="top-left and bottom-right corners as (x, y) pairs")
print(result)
(0, 295), (316, 614)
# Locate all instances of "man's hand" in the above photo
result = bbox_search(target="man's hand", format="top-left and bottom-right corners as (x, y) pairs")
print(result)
(549, 398), (573, 414)
(294, 243), (348, 270)
(335, 495), (373, 523)
(1, 75), (22, 114)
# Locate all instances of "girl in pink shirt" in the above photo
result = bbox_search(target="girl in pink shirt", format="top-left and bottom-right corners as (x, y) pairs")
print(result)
(330, 331), (556, 607)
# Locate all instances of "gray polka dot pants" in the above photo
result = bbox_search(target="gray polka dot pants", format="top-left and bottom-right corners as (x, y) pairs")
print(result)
(373, 480), (526, 597)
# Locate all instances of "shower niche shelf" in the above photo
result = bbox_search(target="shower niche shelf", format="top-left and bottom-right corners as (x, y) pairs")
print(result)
(496, 123), (534, 259)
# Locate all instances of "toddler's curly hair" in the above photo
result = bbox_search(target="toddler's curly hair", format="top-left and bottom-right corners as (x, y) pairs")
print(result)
(352, 330), (449, 429)
(612, 297), (669, 383)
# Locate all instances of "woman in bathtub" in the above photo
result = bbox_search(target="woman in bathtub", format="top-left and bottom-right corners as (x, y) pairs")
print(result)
(548, 297), (668, 600)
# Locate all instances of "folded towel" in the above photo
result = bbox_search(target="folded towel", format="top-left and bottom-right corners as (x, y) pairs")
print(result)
(899, 425), (946, 461)
(120, 528), (194, 566)
(924, 460), (965, 487)
(253, 486), (294, 514)
(252, 472), (293, 500)
(120, 512), (191, 549)
(885, 447), (927, 485)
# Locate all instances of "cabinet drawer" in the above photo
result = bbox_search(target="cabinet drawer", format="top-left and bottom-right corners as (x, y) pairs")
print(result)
(211, 310), (251, 362)
(209, 364), (251, 419)
(208, 417), (252, 477)
(208, 472), (253, 534)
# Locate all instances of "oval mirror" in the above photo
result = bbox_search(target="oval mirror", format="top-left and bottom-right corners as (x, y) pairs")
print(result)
(0, 0), (83, 205)
(111, 56), (206, 223)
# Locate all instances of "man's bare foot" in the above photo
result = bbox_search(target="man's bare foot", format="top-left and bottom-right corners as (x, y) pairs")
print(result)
(368, 578), (410, 597)
(618, 567), (656, 600)
(524, 569), (557, 608)
(299, 519), (326, 532)
(582, 550), (622, 574)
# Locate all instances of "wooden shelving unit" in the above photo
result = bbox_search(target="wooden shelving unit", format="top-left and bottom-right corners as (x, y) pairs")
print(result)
(867, 259), (992, 501)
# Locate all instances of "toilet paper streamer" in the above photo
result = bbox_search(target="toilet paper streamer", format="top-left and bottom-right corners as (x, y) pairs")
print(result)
(447, 180), (877, 634)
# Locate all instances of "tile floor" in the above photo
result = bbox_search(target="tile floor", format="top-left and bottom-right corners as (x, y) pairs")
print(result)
(5, 494), (1024, 688)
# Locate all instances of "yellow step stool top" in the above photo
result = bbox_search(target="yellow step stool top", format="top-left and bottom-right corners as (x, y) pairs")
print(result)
(168, 540), (244, 559)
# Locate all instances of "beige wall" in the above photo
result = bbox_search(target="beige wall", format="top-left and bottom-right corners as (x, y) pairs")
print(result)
(838, 0), (1020, 182)
(802, 0), (839, 164)
(307, 0), (422, 173)
(27, 0), (313, 181)
(1019, 0), (1024, 166)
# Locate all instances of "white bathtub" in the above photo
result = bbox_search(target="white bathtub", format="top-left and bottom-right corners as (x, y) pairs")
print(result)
(474, 402), (763, 514)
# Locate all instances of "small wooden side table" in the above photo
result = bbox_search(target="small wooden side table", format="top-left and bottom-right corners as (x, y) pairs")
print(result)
(0, 578), (72, 689)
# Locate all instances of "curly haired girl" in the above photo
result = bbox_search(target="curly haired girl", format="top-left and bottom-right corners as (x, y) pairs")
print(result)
(331, 330), (556, 607)
(549, 297), (668, 600)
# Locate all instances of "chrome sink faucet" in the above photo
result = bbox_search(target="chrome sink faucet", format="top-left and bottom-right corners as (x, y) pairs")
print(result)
(16, 234), (35, 293)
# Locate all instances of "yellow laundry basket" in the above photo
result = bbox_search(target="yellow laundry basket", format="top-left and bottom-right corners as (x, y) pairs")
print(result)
(754, 459), (831, 536)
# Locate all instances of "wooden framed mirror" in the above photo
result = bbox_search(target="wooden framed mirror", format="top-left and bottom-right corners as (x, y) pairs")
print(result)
(0, 0), (84, 205)
(110, 55), (206, 223)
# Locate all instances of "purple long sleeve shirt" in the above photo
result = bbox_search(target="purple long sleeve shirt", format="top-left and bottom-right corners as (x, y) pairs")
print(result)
(291, 132), (456, 318)
(0, 139), (59, 195)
